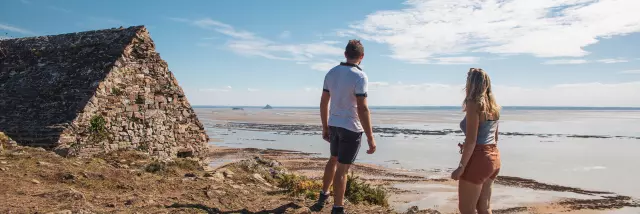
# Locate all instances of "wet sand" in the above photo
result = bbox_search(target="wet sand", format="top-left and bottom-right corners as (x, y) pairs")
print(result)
(210, 122), (639, 140)
(208, 146), (639, 213)
(201, 108), (640, 213)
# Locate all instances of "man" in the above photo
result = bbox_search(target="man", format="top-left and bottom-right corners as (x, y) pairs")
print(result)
(314, 40), (376, 214)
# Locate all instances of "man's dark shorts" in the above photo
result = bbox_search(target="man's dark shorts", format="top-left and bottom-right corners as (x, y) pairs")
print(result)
(329, 126), (363, 164)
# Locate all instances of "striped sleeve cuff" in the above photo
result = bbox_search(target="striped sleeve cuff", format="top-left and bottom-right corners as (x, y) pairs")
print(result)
(355, 93), (367, 97)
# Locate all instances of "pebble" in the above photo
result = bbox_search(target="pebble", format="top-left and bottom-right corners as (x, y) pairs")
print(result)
(37, 161), (53, 167)
(0, 161), (7, 164)
(223, 169), (235, 177)
(31, 179), (41, 184)
(46, 210), (72, 214)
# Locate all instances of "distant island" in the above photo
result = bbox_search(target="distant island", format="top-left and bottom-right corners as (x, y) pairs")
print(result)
(263, 104), (273, 109)
(232, 107), (244, 110)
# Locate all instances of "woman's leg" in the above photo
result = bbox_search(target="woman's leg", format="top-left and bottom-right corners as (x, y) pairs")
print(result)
(476, 178), (494, 214)
(458, 179), (483, 214)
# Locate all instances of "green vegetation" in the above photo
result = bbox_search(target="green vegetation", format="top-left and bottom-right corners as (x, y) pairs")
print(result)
(135, 95), (145, 105)
(144, 158), (202, 175)
(346, 173), (389, 207)
(89, 115), (106, 133)
(136, 142), (149, 152)
(275, 172), (389, 206)
(145, 161), (168, 174)
(276, 173), (323, 200)
(88, 115), (108, 142)
(111, 87), (124, 96)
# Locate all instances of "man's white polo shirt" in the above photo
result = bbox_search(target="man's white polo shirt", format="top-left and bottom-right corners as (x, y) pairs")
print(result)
(322, 62), (368, 133)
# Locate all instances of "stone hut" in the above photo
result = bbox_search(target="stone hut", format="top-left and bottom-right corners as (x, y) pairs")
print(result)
(0, 26), (209, 159)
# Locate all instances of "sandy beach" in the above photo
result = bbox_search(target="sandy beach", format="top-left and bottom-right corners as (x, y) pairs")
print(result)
(201, 107), (640, 213)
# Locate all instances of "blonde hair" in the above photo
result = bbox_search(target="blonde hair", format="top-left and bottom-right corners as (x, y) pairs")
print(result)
(463, 68), (501, 118)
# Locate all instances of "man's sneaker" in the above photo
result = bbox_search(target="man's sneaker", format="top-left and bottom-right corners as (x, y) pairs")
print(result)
(331, 206), (346, 214)
(310, 192), (329, 211)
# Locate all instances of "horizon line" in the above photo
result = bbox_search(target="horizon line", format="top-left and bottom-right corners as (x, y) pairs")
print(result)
(192, 105), (640, 109)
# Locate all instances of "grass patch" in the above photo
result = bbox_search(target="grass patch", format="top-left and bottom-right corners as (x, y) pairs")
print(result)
(345, 173), (389, 207)
(145, 161), (168, 174)
(171, 158), (202, 171)
(111, 87), (124, 96)
(135, 95), (145, 105)
(276, 173), (323, 200)
(89, 115), (106, 133)
(88, 115), (108, 142)
(275, 171), (389, 205)
(144, 158), (202, 175)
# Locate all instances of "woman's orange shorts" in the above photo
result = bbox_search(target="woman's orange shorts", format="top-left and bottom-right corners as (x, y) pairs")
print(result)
(461, 144), (501, 184)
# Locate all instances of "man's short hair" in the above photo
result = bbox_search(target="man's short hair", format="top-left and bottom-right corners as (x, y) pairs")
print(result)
(345, 40), (364, 59)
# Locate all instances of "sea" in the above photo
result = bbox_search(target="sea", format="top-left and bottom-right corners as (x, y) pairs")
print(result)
(194, 106), (640, 205)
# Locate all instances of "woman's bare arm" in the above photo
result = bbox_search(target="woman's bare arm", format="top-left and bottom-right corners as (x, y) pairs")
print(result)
(459, 102), (479, 170)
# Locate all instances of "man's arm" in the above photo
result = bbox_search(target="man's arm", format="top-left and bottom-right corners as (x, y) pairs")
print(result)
(320, 91), (331, 142)
(356, 96), (376, 154)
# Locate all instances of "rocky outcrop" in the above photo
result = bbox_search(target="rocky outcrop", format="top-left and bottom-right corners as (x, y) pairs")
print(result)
(0, 26), (209, 159)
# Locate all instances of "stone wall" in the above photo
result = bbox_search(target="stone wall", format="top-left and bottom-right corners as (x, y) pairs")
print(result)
(0, 26), (209, 159)
(0, 26), (134, 147)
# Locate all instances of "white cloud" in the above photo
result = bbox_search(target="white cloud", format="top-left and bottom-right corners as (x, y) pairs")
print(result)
(0, 23), (34, 35)
(279, 31), (291, 39)
(543, 59), (589, 65)
(310, 59), (339, 71)
(199, 88), (229, 92)
(170, 18), (344, 70)
(597, 58), (628, 64)
(370, 82), (390, 87)
(198, 86), (233, 92)
(434, 57), (479, 65)
(186, 81), (640, 107)
(323, 41), (341, 45)
(341, 0), (640, 64)
(620, 70), (640, 74)
(193, 18), (233, 29)
(304, 87), (320, 92)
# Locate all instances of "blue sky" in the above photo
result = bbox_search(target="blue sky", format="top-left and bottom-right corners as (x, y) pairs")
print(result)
(2, 0), (640, 106)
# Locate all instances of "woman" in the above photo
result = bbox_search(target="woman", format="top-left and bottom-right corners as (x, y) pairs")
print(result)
(451, 68), (501, 214)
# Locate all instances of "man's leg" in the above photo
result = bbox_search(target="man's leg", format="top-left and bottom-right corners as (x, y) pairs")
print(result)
(321, 156), (338, 193)
(332, 162), (351, 207)
(311, 127), (339, 211)
(332, 127), (362, 211)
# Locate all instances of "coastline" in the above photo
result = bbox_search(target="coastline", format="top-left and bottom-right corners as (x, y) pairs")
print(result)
(207, 145), (639, 213)
(199, 108), (640, 213)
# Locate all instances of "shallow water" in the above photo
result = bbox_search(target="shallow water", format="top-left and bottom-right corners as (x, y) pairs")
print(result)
(198, 108), (640, 207)
(391, 183), (603, 212)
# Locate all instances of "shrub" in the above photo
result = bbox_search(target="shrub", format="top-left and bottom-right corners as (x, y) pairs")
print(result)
(170, 158), (202, 171)
(89, 115), (106, 133)
(345, 173), (389, 207)
(145, 161), (167, 174)
(277, 174), (323, 200)
(135, 95), (145, 104)
(111, 87), (124, 96)
(88, 115), (108, 141)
